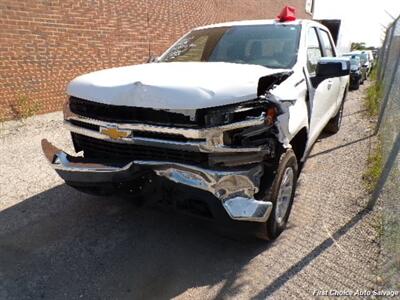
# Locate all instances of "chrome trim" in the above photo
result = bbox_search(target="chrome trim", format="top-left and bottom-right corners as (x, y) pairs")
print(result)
(53, 151), (133, 173)
(65, 122), (203, 152)
(223, 197), (272, 222)
(134, 160), (263, 200)
(66, 113), (265, 139)
(65, 116), (267, 153)
(42, 139), (272, 222)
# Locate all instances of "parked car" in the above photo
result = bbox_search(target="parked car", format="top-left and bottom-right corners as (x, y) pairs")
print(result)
(372, 49), (379, 60)
(344, 52), (369, 81)
(42, 8), (349, 240)
(342, 54), (365, 89)
(362, 50), (375, 70)
(357, 50), (372, 75)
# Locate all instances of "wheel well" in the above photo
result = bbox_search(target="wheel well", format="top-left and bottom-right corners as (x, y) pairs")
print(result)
(290, 127), (308, 162)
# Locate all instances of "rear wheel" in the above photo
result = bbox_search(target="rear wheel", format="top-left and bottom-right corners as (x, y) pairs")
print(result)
(261, 150), (298, 240)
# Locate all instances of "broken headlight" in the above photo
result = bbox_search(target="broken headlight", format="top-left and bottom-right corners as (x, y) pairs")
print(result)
(200, 100), (268, 127)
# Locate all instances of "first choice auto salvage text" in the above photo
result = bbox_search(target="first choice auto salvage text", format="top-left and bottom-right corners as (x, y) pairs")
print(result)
(313, 289), (399, 297)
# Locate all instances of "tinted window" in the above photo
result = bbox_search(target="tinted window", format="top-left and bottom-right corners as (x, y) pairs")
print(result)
(344, 53), (367, 64)
(160, 25), (301, 69)
(169, 35), (209, 62)
(360, 52), (369, 62)
(350, 56), (360, 66)
(319, 30), (335, 57)
(306, 27), (322, 74)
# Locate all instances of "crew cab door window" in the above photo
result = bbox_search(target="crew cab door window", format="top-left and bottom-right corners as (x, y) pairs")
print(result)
(319, 30), (335, 57)
(318, 28), (342, 115)
(306, 27), (322, 74)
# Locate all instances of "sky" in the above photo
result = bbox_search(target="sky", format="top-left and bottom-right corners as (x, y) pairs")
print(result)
(313, 0), (400, 47)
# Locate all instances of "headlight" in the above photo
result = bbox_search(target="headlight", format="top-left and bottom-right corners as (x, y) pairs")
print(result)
(201, 100), (268, 127)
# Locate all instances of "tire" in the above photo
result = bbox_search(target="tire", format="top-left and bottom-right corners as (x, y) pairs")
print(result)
(325, 93), (346, 134)
(353, 79), (360, 90)
(263, 150), (298, 240)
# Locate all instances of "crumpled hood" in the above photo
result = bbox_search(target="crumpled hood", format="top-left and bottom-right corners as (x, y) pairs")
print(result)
(67, 62), (288, 109)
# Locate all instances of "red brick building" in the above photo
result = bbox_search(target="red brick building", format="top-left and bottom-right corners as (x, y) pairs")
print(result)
(0, 0), (310, 120)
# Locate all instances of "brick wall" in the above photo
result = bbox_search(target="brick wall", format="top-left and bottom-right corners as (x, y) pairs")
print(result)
(0, 0), (309, 120)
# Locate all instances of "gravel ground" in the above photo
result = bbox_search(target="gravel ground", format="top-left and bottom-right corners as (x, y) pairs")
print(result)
(0, 83), (382, 299)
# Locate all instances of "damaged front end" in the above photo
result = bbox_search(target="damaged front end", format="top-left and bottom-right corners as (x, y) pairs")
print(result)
(43, 72), (292, 223)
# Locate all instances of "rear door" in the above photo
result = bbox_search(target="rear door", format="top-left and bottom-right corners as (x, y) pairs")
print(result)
(317, 29), (341, 108)
(306, 26), (335, 145)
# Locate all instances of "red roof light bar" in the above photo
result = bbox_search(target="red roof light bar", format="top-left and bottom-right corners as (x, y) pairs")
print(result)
(277, 6), (297, 22)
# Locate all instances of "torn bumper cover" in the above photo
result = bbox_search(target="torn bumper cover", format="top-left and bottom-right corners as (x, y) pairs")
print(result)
(41, 139), (272, 222)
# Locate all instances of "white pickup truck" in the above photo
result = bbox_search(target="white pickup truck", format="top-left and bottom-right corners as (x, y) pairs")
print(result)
(42, 14), (349, 239)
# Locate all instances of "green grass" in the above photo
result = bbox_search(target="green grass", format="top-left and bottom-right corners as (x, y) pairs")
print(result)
(14, 95), (41, 120)
(363, 140), (383, 193)
(365, 80), (382, 117)
(364, 66), (382, 117)
(370, 65), (378, 81)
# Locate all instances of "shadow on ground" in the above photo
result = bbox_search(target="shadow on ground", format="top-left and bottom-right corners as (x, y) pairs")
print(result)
(0, 182), (374, 299)
(309, 134), (373, 158)
(0, 185), (269, 299)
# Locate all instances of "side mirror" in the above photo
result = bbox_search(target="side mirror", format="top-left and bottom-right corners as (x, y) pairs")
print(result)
(147, 55), (159, 63)
(316, 57), (350, 78)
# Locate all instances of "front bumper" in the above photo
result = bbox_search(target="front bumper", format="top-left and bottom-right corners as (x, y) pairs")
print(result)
(42, 139), (272, 222)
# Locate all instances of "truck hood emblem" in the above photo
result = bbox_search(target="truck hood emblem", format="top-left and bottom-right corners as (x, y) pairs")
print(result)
(100, 126), (131, 140)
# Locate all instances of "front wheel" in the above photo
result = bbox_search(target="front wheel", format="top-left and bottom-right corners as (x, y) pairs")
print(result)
(262, 150), (298, 240)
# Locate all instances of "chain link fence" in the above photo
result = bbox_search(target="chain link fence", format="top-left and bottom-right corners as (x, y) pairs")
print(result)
(373, 16), (400, 289)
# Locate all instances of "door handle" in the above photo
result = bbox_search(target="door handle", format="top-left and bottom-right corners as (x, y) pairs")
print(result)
(327, 79), (333, 90)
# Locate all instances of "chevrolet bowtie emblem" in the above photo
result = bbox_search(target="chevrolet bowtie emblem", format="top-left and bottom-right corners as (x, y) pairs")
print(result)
(100, 127), (131, 140)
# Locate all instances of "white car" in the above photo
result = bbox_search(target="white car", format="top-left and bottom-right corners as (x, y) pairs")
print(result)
(42, 14), (349, 240)
(362, 50), (375, 73)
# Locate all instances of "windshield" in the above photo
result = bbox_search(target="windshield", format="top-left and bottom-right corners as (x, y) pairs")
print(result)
(160, 24), (301, 69)
(348, 56), (360, 66)
(360, 53), (368, 62)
